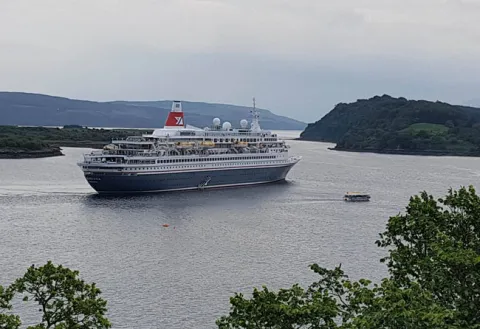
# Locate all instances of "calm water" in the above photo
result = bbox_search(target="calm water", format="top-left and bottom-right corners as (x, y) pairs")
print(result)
(1, 134), (480, 328)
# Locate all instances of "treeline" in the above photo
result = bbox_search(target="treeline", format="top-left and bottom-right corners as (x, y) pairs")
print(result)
(337, 125), (480, 154)
(0, 136), (49, 150)
(300, 95), (480, 155)
(0, 126), (152, 151)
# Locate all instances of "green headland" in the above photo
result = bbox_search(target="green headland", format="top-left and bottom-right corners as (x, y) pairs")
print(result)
(300, 94), (480, 156)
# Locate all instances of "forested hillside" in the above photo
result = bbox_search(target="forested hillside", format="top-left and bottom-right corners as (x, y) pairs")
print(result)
(300, 95), (480, 156)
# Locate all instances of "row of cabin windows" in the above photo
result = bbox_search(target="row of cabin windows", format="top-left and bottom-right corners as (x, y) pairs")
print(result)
(83, 160), (288, 171)
(124, 160), (288, 171)
(94, 154), (282, 164)
(211, 138), (280, 143)
(127, 159), (155, 164)
(126, 155), (277, 165)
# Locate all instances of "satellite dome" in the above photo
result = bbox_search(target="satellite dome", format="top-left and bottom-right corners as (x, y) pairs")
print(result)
(240, 119), (248, 128)
(222, 121), (232, 130)
(213, 118), (221, 126)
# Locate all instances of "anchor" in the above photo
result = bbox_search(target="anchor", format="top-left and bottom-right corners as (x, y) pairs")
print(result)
(198, 176), (211, 190)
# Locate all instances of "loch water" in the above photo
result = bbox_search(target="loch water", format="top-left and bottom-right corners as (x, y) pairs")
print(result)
(1, 133), (480, 328)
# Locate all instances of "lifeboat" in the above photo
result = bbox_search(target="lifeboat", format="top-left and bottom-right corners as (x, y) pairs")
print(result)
(200, 141), (215, 147)
(176, 142), (195, 148)
(103, 144), (117, 150)
(235, 141), (248, 147)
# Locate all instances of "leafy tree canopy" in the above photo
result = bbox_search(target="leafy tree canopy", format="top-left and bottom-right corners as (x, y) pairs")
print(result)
(1, 261), (111, 329)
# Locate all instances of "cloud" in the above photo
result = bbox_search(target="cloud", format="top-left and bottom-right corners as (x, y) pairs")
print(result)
(3, 0), (480, 59)
(1, 0), (480, 121)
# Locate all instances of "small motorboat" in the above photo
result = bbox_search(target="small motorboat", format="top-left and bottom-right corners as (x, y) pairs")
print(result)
(344, 192), (371, 202)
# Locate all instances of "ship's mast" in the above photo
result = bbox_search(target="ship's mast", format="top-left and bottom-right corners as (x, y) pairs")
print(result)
(250, 97), (261, 132)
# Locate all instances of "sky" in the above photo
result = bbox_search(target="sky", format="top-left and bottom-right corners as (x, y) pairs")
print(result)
(1, 0), (480, 122)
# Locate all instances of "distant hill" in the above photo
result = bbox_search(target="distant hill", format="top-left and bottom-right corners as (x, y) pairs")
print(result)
(300, 95), (480, 156)
(0, 92), (306, 130)
(463, 98), (480, 108)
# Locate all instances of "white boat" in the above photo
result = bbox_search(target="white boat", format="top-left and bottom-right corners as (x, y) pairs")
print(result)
(344, 192), (371, 202)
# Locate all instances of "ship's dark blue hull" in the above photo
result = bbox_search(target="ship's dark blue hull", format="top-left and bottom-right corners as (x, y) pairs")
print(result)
(84, 164), (296, 194)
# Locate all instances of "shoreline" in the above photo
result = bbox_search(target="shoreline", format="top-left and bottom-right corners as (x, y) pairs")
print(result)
(50, 141), (105, 149)
(0, 143), (104, 159)
(295, 138), (480, 157)
(294, 137), (335, 143)
(0, 147), (64, 159)
(328, 147), (480, 158)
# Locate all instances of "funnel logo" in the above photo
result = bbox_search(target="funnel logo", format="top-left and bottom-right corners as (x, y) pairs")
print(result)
(165, 111), (185, 127)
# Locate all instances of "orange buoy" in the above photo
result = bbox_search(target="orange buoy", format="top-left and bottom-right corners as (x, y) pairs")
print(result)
(162, 224), (169, 227)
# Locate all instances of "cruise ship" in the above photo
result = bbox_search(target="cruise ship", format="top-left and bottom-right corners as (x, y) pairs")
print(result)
(78, 98), (301, 194)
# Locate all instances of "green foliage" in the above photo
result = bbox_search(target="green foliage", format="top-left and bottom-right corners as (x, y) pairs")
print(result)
(216, 268), (454, 329)
(0, 285), (21, 329)
(0, 136), (48, 150)
(0, 126), (152, 151)
(217, 186), (480, 328)
(299, 95), (480, 155)
(351, 279), (455, 329)
(0, 313), (21, 329)
(401, 123), (449, 135)
(216, 265), (360, 329)
(1, 261), (111, 329)
(377, 186), (480, 327)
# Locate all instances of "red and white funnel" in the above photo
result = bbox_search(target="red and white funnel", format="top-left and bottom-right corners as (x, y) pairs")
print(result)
(164, 101), (185, 128)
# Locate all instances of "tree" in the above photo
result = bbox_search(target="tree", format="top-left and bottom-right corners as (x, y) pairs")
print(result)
(0, 285), (21, 329)
(216, 266), (454, 329)
(377, 186), (480, 327)
(350, 279), (454, 329)
(216, 265), (362, 329)
(217, 186), (480, 328)
(3, 261), (111, 329)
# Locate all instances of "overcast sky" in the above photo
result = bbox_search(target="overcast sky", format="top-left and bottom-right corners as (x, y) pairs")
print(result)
(1, 0), (480, 122)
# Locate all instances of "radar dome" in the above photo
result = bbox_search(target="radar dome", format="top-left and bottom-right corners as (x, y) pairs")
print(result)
(240, 119), (248, 128)
(213, 118), (221, 126)
(222, 121), (232, 130)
